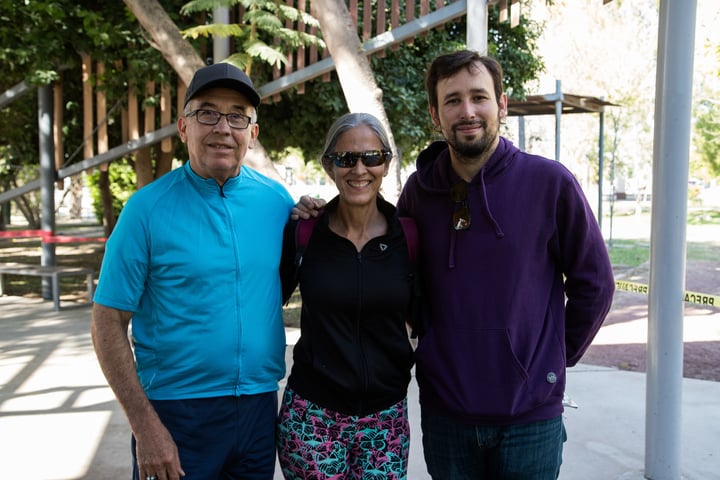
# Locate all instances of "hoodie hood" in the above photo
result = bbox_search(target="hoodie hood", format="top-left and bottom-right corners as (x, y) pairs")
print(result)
(414, 137), (514, 193)
(413, 138), (514, 241)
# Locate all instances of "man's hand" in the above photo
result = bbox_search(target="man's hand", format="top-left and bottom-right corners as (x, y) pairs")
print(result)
(291, 195), (326, 220)
(91, 303), (185, 479)
(135, 419), (186, 480)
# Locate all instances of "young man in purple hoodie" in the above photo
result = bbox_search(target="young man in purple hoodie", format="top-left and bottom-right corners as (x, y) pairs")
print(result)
(396, 50), (615, 479)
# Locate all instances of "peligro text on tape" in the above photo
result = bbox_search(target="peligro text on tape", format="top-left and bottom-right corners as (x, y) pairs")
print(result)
(614, 280), (718, 307)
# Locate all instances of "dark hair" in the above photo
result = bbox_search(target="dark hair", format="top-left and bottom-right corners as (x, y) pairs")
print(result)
(425, 50), (505, 111)
(320, 112), (392, 172)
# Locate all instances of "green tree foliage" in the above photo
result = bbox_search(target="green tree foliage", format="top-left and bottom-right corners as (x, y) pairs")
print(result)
(0, 1), (98, 225)
(1, 0), (546, 224)
(692, 38), (720, 178)
(694, 97), (720, 176)
(181, 0), (325, 72)
(85, 162), (138, 224)
(259, 7), (545, 165)
(0, 1), (190, 93)
(0, 84), (39, 225)
(0, 0), (193, 224)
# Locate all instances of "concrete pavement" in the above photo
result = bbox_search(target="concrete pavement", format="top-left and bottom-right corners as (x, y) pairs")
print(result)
(1, 297), (718, 479)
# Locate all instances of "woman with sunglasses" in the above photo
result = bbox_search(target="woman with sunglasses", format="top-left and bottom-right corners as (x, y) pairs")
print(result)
(276, 112), (418, 480)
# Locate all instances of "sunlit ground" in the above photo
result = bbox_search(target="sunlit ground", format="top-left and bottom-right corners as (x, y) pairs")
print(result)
(0, 299), (125, 479)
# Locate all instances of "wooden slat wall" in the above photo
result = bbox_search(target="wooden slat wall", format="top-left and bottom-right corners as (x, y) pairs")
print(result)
(363, 0), (372, 41)
(309, 4), (322, 76)
(81, 54), (94, 163)
(375, 0), (387, 57)
(78, 0), (530, 155)
(79, 57), (177, 180)
(267, 0), (526, 80)
(53, 83), (64, 189)
(510, 0), (520, 27)
(297, 0), (307, 94)
(95, 62), (108, 173)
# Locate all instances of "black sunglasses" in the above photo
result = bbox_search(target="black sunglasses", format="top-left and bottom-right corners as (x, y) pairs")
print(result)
(324, 150), (392, 169)
(450, 181), (471, 230)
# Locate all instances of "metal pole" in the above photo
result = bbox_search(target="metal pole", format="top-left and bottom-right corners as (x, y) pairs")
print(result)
(554, 80), (561, 161)
(466, 0), (488, 55)
(645, 1), (697, 478)
(609, 154), (615, 247)
(38, 85), (56, 299)
(0, 81), (31, 109)
(213, 7), (231, 63)
(597, 111), (605, 231)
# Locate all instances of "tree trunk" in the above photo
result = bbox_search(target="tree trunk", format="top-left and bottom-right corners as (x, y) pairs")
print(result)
(14, 195), (39, 228)
(156, 148), (174, 180)
(135, 147), (154, 189)
(309, 0), (402, 201)
(97, 170), (116, 236)
(122, 0), (205, 86)
(69, 175), (83, 218)
(123, 0), (283, 181)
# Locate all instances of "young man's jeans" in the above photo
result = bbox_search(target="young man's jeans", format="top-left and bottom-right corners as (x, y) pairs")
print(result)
(421, 413), (566, 480)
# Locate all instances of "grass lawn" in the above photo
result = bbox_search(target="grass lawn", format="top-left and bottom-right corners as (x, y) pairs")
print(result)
(607, 208), (720, 268)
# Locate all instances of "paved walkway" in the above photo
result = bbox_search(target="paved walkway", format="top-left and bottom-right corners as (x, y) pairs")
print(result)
(1, 297), (719, 479)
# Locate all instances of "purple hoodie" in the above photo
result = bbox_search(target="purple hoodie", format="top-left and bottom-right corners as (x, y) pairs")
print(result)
(397, 137), (615, 425)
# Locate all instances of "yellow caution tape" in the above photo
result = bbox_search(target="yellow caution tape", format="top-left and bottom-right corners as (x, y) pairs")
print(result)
(614, 280), (719, 308)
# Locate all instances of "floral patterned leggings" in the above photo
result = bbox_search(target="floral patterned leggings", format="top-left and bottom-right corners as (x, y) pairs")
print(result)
(276, 387), (410, 479)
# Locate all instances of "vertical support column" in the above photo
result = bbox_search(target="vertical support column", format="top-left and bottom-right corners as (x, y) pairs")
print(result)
(645, 1), (697, 478)
(597, 110), (605, 230)
(213, 7), (231, 63)
(466, 0), (489, 55)
(38, 84), (56, 299)
(86, 270), (95, 304)
(554, 79), (562, 162)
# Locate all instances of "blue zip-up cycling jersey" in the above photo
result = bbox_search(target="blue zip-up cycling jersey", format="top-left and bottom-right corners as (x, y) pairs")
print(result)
(94, 161), (294, 400)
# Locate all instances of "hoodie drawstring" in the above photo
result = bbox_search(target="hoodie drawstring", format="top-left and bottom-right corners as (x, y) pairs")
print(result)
(448, 170), (504, 269)
(479, 169), (505, 239)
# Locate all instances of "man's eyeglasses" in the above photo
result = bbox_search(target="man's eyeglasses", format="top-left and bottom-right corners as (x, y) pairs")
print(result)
(451, 181), (471, 230)
(324, 150), (392, 169)
(186, 109), (252, 130)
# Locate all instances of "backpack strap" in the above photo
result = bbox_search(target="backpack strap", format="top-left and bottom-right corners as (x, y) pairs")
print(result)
(398, 216), (421, 338)
(398, 216), (418, 263)
(294, 215), (320, 271)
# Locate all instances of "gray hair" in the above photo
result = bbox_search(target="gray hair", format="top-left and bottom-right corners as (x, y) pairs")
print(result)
(320, 113), (392, 172)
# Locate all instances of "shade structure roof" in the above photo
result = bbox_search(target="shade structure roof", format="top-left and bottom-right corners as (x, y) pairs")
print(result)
(507, 93), (618, 116)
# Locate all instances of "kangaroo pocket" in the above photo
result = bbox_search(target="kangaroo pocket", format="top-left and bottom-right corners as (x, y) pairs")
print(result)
(417, 327), (545, 418)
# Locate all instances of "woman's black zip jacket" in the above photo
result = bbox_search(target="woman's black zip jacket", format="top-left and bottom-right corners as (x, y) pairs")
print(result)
(279, 196), (416, 416)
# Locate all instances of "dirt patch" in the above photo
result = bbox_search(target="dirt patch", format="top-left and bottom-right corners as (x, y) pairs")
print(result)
(582, 260), (720, 382)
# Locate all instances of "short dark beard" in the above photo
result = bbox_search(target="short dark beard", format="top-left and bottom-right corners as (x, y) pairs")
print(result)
(443, 118), (500, 163)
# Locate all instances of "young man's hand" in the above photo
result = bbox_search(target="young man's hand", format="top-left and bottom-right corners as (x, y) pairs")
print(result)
(291, 195), (326, 220)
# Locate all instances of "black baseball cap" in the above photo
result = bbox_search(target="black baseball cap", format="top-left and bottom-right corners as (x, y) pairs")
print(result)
(184, 62), (261, 108)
